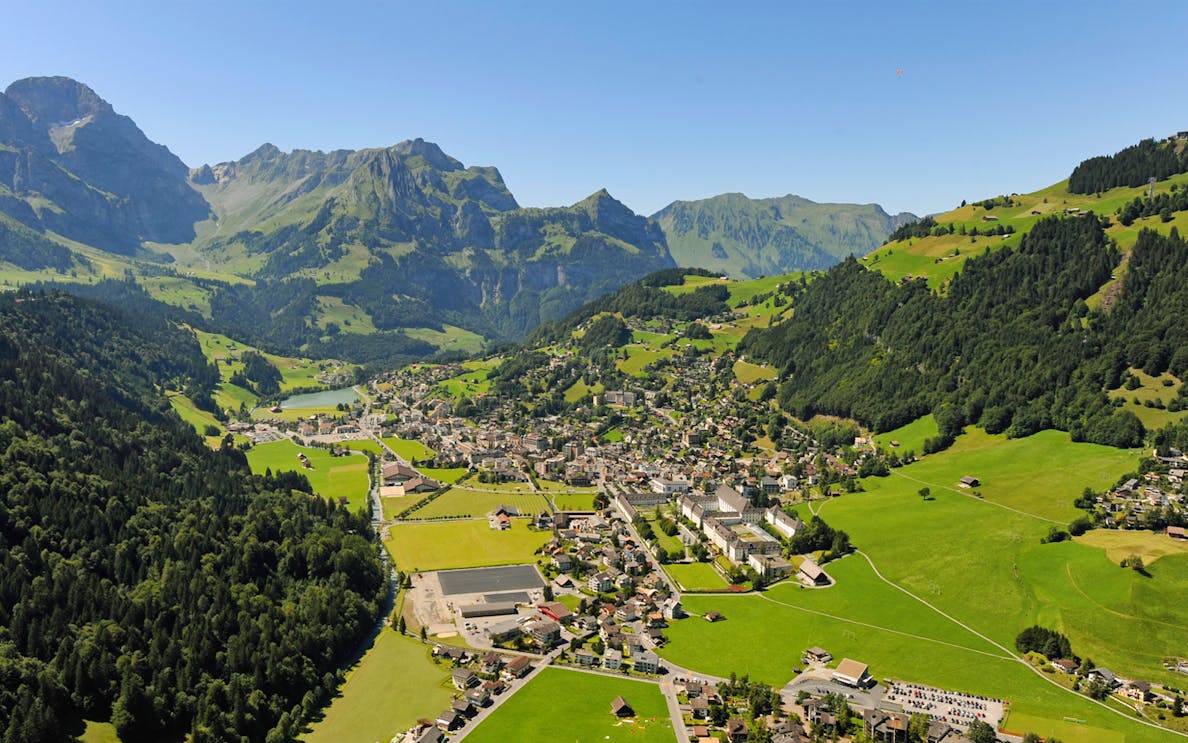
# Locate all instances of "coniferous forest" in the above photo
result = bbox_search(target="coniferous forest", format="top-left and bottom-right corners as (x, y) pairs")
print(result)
(0, 292), (386, 743)
(742, 217), (1188, 448)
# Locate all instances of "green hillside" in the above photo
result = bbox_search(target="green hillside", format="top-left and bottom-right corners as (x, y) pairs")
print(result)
(654, 192), (915, 279)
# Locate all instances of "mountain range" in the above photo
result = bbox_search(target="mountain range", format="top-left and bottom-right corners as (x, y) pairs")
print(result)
(0, 76), (909, 361)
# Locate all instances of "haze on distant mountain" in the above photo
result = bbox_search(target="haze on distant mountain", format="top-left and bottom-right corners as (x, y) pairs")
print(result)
(654, 193), (916, 279)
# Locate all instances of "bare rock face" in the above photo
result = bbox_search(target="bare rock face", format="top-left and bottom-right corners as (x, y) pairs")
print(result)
(0, 77), (209, 252)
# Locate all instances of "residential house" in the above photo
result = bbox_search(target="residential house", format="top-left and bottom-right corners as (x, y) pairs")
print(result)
(451, 668), (478, 690)
(633, 650), (660, 674)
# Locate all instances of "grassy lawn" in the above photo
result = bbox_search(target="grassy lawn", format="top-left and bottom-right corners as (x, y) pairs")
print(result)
(602, 427), (625, 443)
(550, 493), (600, 510)
(404, 324), (485, 355)
(383, 520), (549, 571)
(80, 722), (119, 743)
(403, 488), (547, 519)
(303, 630), (453, 743)
(246, 439), (370, 512)
(437, 365), (493, 399)
(466, 668), (673, 743)
(664, 561), (729, 591)
(340, 439), (384, 456)
(382, 437), (436, 461)
(873, 414), (939, 456)
(167, 391), (225, 447)
(733, 359), (777, 384)
(1107, 368), (1187, 430)
(537, 479), (599, 493)
(420, 466), (468, 485)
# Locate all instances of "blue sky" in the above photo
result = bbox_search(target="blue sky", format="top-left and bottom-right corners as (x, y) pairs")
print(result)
(3, 1), (1187, 216)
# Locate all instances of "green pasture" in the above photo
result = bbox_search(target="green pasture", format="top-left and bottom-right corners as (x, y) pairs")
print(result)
(382, 437), (436, 461)
(733, 359), (777, 384)
(873, 414), (939, 456)
(302, 630), (453, 743)
(466, 668), (673, 743)
(383, 520), (549, 571)
(246, 439), (370, 512)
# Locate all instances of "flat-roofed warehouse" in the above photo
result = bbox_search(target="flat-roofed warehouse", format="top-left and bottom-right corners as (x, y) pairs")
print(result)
(459, 602), (519, 618)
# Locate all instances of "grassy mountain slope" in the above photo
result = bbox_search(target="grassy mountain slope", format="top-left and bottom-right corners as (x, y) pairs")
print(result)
(653, 192), (915, 279)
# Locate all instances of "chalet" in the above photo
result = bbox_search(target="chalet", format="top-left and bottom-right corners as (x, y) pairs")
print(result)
(412, 727), (445, 743)
(832, 658), (871, 688)
(480, 652), (503, 675)
(464, 686), (491, 707)
(726, 718), (748, 743)
(435, 710), (463, 731)
(798, 560), (830, 587)
(588, 572), (614, 593)
(502, 656), (532, 679)
(689, 695), (709, 719)
(1121, 680), (1152, 703)
(482, 679), (507, 696)
(864, 709), (911, 742)
(611, 695), (634, 717)
(451, 668), (478, 690)
(552, 553), (574, 572)
(1051, 658), (1078, 674)
(1168, 526), (1187, 540)
(450, 698), (475, 718)
(1088, 667), (1119, 688)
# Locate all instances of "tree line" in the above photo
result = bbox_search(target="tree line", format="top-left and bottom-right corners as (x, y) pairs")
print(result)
(1068, 137), (1188, 194)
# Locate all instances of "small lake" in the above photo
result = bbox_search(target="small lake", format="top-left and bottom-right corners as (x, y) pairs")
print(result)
(280, 387), (358, 409)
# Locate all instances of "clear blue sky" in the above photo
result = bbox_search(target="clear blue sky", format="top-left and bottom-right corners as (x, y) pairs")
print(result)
(3, 1), (1187, 217)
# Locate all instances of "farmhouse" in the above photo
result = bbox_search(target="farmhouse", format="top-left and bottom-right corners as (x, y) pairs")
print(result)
(798, 560), (830, 587)
(832, 658), (871, 688)
(611, 695), (634, 717)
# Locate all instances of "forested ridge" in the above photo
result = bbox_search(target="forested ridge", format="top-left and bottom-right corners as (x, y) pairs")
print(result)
(740, 216), (1188, 448)
(0, 292), (386, 742)
(1068, 137), (1188, 194)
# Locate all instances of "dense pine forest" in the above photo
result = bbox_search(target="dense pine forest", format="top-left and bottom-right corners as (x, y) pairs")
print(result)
(741, 216), (1188, 448)
(1067, 137), (1188, 194)
(0, 292), (386, 743)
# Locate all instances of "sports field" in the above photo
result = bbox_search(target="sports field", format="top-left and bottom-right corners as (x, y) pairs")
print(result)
(383, 520), (549, 572)
(302, 630), (453, 743)
(465, 668), (673, 743)
(245, 439), (370, 512)
(664, 561), (729, 591)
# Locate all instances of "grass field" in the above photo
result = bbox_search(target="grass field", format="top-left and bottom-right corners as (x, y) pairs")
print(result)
(437, 364), (494, 399)
(335, 439), (381, 456)
(80, 722), (119, 743)
(1107, 368), (1187, 430)
(733, 359), (777, 384)
(404, 324), (485, 356)
(246, 439), (371, 512)
(403, 488), (547, 519)
(617, 345), (674, 377)
(466, 668), (673, 743)
(1076, 529), (1188, 566)
(873, 414), (939, 456)
(382, 437), (436, 462)
(383, 520), (549, 571)
(867, 427), (1139, 523)
(420, 466), (468, 485)
(302, 630), (453, 743)
(665, 561), (729, 591)
(167, 392), (226, 447)
(549, 493), (600, 511)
